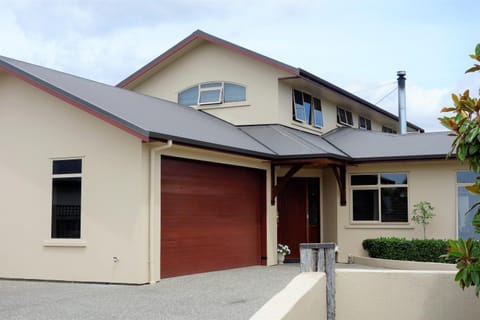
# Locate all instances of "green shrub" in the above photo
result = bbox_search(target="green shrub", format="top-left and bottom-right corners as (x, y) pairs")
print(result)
(362, 237), (454, 263)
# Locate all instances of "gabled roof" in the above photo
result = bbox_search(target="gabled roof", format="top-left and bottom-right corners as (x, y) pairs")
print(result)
(323, 127), (454, 161)
(117, 30), (423, 132)
(0, 55), (276, 157)
(116, 30), (298, 88)
(0, 55), (451, 163)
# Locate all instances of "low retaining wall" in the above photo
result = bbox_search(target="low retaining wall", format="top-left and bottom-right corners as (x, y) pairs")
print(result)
(353, 255), (457, 271)
(249, 272), (326, 320)
(251, 269), (478, 320)
(337, 269), (479, 320)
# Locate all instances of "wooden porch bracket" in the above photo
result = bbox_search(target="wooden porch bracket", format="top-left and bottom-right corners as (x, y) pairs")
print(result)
(270, 163), (303, 205)
(330, 165), (346, 206)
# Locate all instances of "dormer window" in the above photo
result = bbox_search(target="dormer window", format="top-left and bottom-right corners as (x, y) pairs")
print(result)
(337, 107), (353, 126)
(293, 89), (323, 128)
(178, 82), (246, 106)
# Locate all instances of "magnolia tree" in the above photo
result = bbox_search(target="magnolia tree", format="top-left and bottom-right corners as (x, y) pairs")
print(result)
(439, 44), (480, 296)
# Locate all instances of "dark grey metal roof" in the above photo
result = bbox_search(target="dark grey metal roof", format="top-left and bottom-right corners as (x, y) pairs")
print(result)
(0, 55), (276, 157)
(239, 125), (349, 160)
(0, 55), (451, 163)
(323, 127), (454, 161)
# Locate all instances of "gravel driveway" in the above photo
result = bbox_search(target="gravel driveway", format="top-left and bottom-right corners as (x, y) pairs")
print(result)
(0, 264), (300, 320)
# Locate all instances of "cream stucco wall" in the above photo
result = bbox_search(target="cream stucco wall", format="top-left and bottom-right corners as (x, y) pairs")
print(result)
(132, 41), (292, 126)
(253, 270), (479, 320)
(277, 81), (416, 135)
(250, 272), (326, 320)
(132, 40), (414, 136)
(336, 269), (479, 320)
(322, 169), (338, 244)
(0, 73), (150, 283)
(336, 160), (466, 262)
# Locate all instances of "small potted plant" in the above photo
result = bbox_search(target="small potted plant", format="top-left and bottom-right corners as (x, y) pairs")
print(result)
(277, 244), (291, 264)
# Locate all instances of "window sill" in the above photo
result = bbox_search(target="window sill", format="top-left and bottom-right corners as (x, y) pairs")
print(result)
(194, 102), (250, 110)
(291, 121), (323, 133)
(43, 239), (87, 247)
(336, 123), (354, 128)
(344, 224), (414, 230)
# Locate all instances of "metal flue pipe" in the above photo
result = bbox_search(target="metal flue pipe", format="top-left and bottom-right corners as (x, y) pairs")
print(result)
(397, 71), (407, 135)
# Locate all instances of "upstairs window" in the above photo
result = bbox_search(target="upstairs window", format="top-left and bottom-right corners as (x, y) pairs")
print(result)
(382, 126), (397, 134)
(359, 116), (372, 130)
(292, 89), (323, 128)
(351, 173), (408, 223)
(337, 107), (353, 126)
(51, 159), (82, 239)
(178, 82), (246, 106)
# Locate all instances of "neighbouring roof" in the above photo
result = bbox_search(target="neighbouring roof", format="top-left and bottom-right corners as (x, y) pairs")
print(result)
(0, 55), (453, 163)
(117, 29), (424, 132)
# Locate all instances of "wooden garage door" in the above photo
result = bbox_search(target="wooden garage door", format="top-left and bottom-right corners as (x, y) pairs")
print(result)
(161, 156), (266, 278)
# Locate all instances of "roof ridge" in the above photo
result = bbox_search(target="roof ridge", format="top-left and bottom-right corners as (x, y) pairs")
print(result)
(116, 30), (299, 88)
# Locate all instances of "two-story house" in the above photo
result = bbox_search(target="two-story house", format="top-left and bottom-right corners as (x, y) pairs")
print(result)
(0, 30), (472, 284)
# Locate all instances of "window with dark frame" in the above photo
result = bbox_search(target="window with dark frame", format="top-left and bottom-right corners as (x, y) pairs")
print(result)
(351, 173), (408, 223)
(337, 107), (353, 126)
(292, 89), (323, 127)
(382, 126), (397, 134)
(178, 82), (246, 106)
(51, 159), (82, 239)
(359, 116), (372, 130)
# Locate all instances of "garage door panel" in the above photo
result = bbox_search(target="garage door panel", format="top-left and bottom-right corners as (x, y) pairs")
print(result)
(161, 157), (265, 278)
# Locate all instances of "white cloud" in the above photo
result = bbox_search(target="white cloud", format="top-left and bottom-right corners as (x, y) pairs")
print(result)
(0, 0), (478, 133)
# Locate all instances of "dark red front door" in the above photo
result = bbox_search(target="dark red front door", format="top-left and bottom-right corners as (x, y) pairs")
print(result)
(277, 178), (320, 261)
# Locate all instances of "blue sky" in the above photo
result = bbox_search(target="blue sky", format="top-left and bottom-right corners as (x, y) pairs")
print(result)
(1, 0), (478, 131)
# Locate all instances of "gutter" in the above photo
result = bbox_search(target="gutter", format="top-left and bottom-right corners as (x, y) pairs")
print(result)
(149, 140), (173, 284)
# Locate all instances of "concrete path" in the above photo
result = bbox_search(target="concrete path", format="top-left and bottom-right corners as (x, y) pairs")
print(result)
(0, 264), (301, 320)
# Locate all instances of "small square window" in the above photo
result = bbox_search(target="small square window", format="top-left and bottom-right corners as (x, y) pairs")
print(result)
(337, 107), (353, 126)
(382, 126), (397, 134)
(199, 89), (222, 104)
(359, 116), (371, 130)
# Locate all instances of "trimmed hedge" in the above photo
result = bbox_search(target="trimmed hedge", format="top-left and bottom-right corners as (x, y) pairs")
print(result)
(362, 237), (451, 263)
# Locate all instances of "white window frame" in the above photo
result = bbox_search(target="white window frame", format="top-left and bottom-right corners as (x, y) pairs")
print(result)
(456, 171), (480, 240)
(198, 82), (223, 105)
(350, 172), (409, 224)
(50, 158), (83, 240)
(292, 89), (323, 128)
(337, 107), (354, 126)
(178, 81), (247, 106)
